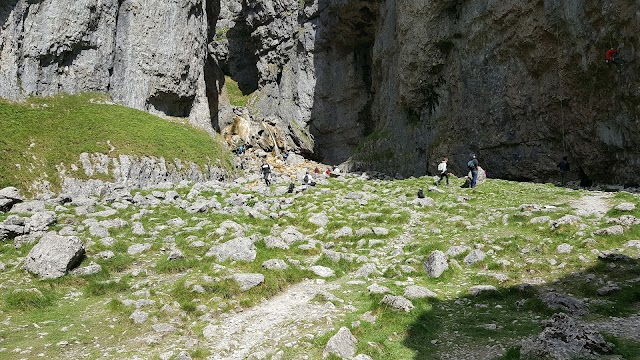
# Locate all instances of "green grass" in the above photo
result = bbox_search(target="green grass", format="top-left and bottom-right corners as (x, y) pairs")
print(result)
(225, 76), (252, 107)
(0, 93), (233, 193)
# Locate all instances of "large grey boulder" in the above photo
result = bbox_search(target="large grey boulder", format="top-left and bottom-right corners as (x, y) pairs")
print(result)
(424, 250), (448, 278)
(520, 313), (612, 359)
(23, 233), (85, 279)
(205, 237), (256, 262)
(323, 327), (357, 359)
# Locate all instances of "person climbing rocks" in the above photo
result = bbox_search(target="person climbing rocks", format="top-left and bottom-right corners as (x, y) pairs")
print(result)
(236, 144), (244, 156)
(417, 188), (425, 199)
(436, 157), (449, 186)
(314, 166), (320, 174)
(557, 156), (570, 186)
(261, 162), (272, 186)
(467, 154), (479, 188)
(606, 48), (625, 65)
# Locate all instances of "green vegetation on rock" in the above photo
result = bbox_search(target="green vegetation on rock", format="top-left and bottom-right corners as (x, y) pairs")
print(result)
(0, 93), (232, 192)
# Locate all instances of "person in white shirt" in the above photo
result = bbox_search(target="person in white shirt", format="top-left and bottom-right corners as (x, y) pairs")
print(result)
(436, 157), (449, 186)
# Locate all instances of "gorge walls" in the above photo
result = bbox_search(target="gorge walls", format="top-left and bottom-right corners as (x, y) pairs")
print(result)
(1, 0), (639, 185)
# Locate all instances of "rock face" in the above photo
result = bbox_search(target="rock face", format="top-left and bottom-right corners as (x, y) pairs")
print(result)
(0, 0), (220, 132)
(23, 233), (85, 279)
(2, 0), (640, 184)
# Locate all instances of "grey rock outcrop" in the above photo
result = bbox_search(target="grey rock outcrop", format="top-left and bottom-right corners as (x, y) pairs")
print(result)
(206, 237), (256, 262)
(323, 327), (357, 359)
(520, 313), (612, 359)
(0, 187), (24, 211)
(380, 294), (414, 312)
(23, 233), (85, 279)
(230, 273), (264, 291)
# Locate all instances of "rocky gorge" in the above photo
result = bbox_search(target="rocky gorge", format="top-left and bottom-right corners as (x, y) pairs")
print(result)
(1, 1), (639, 183)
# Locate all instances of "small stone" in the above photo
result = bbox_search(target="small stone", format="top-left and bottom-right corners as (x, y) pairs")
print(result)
(470, 285), (497, 296)
(128, 243), (152, 255)
(404, 285), (437, 299)
(129, 310), (148, 324)
(322, 327), (357, 359)
(310, 266), (335, 278)
(556, 243), (573, 254)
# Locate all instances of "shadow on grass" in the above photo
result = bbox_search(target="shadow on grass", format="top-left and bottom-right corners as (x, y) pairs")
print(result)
(401, 256), (640, 360)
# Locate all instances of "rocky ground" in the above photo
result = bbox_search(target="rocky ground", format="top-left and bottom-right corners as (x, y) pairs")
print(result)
(1, 154), (640, 360)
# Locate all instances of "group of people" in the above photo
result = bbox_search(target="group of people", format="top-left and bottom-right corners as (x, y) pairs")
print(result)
(434, 154), (480, 188)
(260, 162), (332, 187)
(433, 154), (572, 189)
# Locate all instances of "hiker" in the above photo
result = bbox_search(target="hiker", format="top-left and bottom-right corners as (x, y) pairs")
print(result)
(325, 168), (331, 176)
(283, 150), (290, 161)
(236, 144), (244, 156)
(436, 157), (449, 186)
(332, 165), (341, 175)
(287, 182), (295, 193)
(417, 189), (425, 199)
(606, 48), (625, 65)
(314, 166), (321, 174)
(303, 171), (316, 186)
(261, 162), (271, 186)
(467, 154), (479, 188)
(557, 156), (570, 186)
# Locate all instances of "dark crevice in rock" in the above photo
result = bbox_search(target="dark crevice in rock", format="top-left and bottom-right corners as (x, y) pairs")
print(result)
(147, 92), (195, 118)
(205, 0), (222, 131)
(0, 0), (19, 28)
(224, 4), (259, 95)
(310, 1), (380, 165)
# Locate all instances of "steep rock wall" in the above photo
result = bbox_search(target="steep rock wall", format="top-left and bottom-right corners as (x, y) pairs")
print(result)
(2, 0), (639, 185)
(0, 0), (220, 132)
(363, 0), (640, 184)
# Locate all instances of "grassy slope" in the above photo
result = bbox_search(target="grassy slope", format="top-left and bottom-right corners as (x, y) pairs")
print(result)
(1, 176), (639, 359)
(0, 93), (232, 192)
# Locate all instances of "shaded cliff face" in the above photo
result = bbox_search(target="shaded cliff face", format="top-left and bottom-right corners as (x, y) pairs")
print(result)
(215, 0), (640, 185)
(363, 0), (640, 185)
(0, 0), (220, 132)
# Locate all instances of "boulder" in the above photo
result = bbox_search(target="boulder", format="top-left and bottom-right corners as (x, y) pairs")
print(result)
(424, 250), (448, 278)
(230, 273), (265, 291)
(520, 313), (612, 359)
(0, 186), (23, 211)
(205, 237), (256, 262)
(380, 295), (414, 312)
(404, 285), (437, 299)
(262, 259), (289, 270)
(23, 233), (85, 279)
(323, 327), (357, 359)
(463, 249), (486, 265)
(310, 265), (335, 278)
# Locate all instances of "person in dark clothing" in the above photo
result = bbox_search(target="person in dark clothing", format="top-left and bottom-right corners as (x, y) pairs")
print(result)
(557, 156), (570, 186)
(261, 162), (271, 186)
(417, 189), (425, 199)
(467, 154), (479, 188)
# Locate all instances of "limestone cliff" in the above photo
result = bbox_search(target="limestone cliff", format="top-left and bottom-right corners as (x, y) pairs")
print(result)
(1, 0), (639, 185)
(0, 0), (220, 132)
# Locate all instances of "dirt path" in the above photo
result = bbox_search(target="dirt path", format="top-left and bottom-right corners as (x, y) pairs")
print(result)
(202, 279), (345, 360)
(570, 191), (613, 219)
